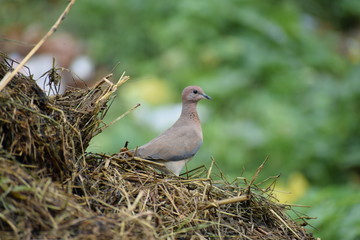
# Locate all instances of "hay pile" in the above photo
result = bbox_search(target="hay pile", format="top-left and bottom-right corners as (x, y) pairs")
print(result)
(0, 54), (316, 239)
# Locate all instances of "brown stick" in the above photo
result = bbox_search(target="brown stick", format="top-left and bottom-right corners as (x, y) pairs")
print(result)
(0, 0), (77, 91)
(270, 208), (300, 239)
(94, 103), (140, 136)
(246, 156), (269, 195)
(204, 195), (250, 209)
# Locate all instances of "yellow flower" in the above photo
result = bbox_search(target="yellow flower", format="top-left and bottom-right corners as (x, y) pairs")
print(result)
(274, 172), (309, 203)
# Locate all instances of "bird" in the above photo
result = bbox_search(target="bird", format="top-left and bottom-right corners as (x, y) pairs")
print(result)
(133, 86), (211, 176)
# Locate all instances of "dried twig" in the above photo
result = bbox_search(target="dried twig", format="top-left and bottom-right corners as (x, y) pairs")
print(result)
(0, 0), (77, 91)
(94, 103), (140, 136)
(247, 155), (269, 194)
(270, 208), (301, 239)
(204, 195), (250, 209)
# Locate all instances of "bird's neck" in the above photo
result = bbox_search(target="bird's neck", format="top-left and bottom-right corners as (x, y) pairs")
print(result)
(180, 102), (200, 122)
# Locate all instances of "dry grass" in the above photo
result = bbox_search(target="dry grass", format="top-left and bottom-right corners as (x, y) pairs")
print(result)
(0, 53), (316, 239)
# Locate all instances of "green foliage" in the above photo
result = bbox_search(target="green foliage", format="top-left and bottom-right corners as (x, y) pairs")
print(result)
(298, 185), (360, 240)
(294, 0), (360, 31)
(0, 0), (59, 30)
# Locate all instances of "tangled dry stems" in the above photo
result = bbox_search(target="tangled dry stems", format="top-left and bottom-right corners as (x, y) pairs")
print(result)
(0, 54), (315, 239)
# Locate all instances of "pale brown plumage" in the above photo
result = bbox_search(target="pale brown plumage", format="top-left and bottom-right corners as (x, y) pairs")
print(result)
(134, 86), (211, 175)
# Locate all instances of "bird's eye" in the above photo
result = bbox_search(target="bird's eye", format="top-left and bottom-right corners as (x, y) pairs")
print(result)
(193, 90), (198, 94)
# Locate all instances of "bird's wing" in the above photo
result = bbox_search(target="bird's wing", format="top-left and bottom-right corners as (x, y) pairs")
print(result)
(137, 125), (202, 161)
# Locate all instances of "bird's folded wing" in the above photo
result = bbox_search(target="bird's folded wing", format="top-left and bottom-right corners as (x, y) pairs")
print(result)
(137, 127), (202, 162)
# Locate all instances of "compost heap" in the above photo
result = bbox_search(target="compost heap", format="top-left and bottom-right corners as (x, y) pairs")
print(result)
(0, 54), (316, 240)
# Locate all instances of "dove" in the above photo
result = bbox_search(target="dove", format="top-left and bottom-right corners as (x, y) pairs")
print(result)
(134, 86), (211, 175)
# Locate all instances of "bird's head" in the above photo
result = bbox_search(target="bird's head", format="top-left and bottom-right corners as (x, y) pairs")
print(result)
(182, 86), (211, 103)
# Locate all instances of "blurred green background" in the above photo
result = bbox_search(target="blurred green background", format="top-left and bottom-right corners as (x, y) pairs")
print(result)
(2, 0), (360, 239)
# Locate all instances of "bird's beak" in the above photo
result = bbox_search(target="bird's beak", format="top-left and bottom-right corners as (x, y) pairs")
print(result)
(201, 93), (212, 100)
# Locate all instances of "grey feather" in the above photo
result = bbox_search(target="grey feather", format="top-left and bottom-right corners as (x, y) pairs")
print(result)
(137, 123), (203, 162)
